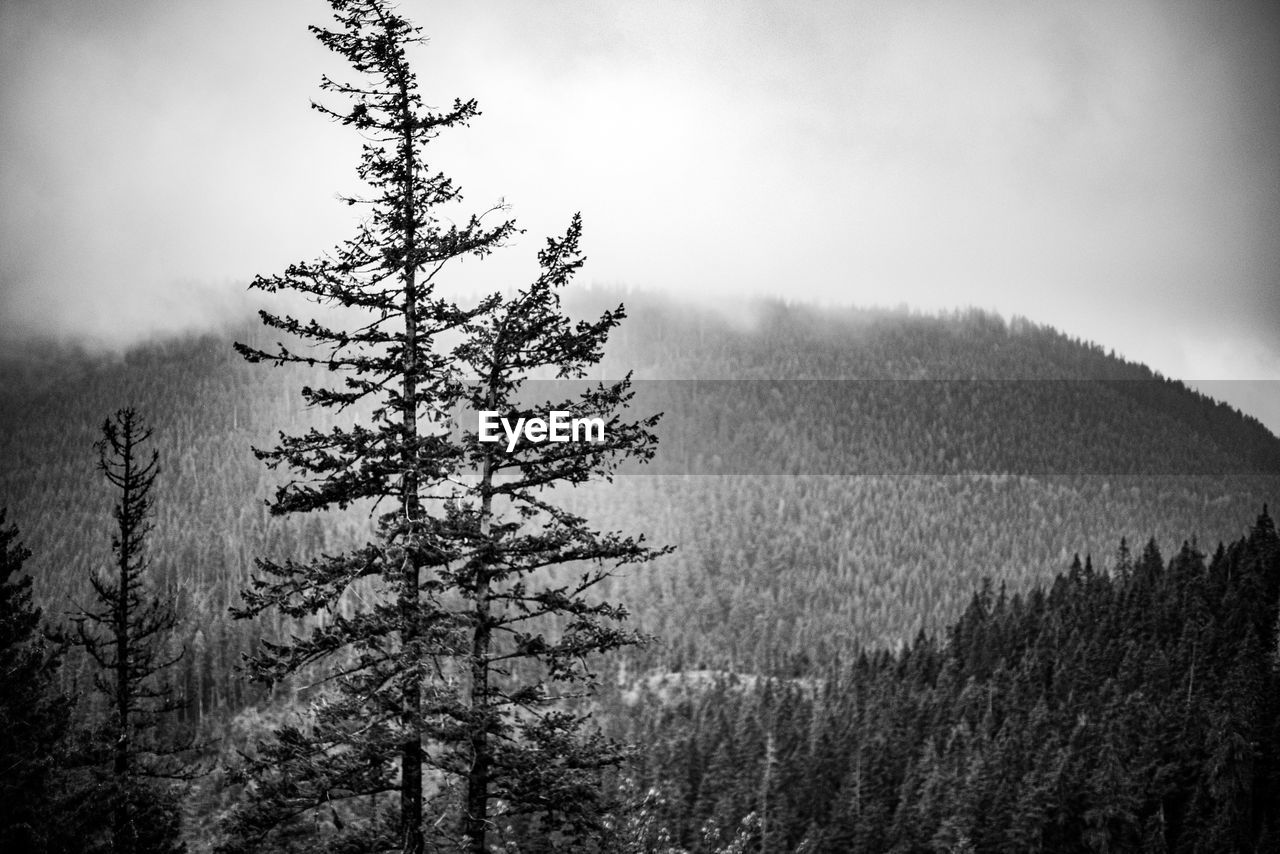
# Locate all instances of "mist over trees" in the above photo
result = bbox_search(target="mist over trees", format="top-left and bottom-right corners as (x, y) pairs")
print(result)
(2, 300), (1279, 851)
(1, 1), (1280, 852)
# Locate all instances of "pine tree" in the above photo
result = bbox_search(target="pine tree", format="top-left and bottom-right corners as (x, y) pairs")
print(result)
(446, 219), (666, 851)
(226, 2), (664, 852)
(69, 408), (185, 854)
(0, 509), (70, 853)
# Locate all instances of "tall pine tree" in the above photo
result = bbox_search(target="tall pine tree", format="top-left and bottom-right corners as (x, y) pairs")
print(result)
(70, 408), (185, 854)
(226, 2), (664, 852)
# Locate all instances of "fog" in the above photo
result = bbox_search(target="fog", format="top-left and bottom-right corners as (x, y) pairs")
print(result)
(2, 0), (1278, 426)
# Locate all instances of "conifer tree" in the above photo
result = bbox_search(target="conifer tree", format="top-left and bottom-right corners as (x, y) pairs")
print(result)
(0, 510), (70, 853)
(70, 408), (185, 854)
(445, 218), (665, 851)
(226, 2), (664, 852)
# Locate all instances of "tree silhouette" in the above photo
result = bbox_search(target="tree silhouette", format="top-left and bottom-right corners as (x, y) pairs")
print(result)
(446, 216), (666, 851)
(70, 408), (185, 854)
(226, 2), (663, 852)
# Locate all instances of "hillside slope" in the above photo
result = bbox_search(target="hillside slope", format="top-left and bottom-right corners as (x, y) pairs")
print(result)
(0, 291), (1277, 722)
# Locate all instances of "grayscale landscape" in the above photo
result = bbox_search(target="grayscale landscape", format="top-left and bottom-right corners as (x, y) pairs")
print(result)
(2, 1), (1278, 852)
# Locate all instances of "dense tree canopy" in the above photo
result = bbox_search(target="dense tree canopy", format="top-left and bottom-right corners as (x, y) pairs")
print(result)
(615, 508), (1280, 852)
(0, 510), (70, 853)
(2, 294), (1278, 705)
(0, 296), (1277, 849)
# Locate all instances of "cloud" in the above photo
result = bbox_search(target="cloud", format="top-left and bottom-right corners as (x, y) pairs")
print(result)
(2, 0), (1278, 398)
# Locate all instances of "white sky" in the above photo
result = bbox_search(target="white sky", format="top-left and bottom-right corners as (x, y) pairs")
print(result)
(2, 0), (1278, 426)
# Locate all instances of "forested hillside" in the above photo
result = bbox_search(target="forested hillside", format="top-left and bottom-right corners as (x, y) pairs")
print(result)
(3, 291), (1279, 850)
(608, 510), (1280, 852)
(1, 291), (1277, 722)
(574, 291), (1280, 667)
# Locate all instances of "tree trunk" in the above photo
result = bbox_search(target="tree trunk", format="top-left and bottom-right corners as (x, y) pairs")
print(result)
(396, 43), (425, 854)
(465, 368), (502, 852)
(114, 429), (133, 854)
(465, 427), (497, 853)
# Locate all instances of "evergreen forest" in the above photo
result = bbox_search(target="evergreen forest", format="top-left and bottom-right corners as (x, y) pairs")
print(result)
(2, 0), (1278, 850)
(2, 293), (1278, 851)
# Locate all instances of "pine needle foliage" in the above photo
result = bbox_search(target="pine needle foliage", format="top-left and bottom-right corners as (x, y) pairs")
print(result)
(224, 3), (665, 852)
(69, 408), (186, 854)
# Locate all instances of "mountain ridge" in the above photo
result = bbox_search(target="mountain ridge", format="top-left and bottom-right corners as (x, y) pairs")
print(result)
(0, 290), (1276, 717)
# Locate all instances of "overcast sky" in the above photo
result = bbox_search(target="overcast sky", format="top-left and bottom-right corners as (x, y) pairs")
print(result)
(2, 0), (1278, 425)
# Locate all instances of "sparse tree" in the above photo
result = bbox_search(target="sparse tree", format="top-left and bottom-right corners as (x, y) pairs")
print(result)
(70, 408), (185, 854)
(446, 215), (666, 851)
(225, 1), (664, 852)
